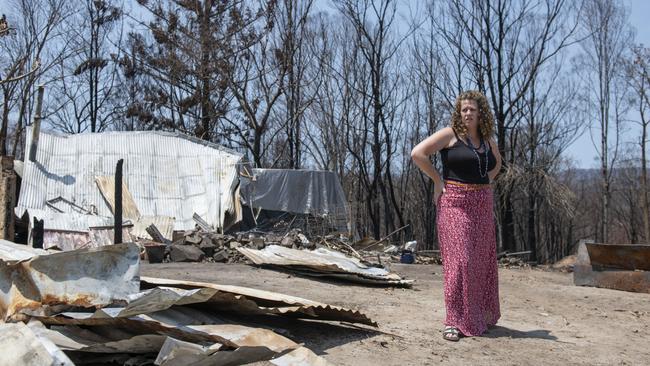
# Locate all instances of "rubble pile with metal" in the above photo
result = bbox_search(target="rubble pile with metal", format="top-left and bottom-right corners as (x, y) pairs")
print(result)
(0, 240), (376, 365)
(149, 224), (413, 287)
(159, 226), (319, 264)
(238, 245), (414, 287)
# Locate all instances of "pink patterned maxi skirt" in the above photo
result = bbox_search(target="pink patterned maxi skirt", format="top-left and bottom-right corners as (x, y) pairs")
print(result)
(435, 180), (500, 336)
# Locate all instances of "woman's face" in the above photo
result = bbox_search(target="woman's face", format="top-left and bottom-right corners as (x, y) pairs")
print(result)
(460, 99), (479, 132)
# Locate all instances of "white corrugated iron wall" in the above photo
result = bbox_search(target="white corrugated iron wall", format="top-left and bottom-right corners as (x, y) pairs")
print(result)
(16, 128), (243, 231)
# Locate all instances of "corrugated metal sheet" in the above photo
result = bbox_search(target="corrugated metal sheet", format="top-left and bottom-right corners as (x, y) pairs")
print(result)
(131, 215), (175, 241)
(0, 322), (74, 365)
(88, 226), (135, 247)
(43, 230), (91, 250)
(16, 128), (242, 231)
(140, 277), (377, 326)
(22, 209), (114, 231)
(0, 239), (49, 261)
(238, 245), (414, 286)
(0, 242), (140, 321)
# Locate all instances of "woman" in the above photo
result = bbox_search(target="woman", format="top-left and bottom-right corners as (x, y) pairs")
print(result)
(410, 90), (502, 341)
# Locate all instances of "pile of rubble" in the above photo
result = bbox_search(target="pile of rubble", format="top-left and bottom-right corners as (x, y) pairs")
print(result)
(141, 226), (414, 287)
(153, 227), (354, 264)
(498, 256), (531, 268)
(0, 240), (376, 365)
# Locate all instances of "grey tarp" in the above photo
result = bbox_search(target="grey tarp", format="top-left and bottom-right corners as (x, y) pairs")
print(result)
(239, 168), (348, 215)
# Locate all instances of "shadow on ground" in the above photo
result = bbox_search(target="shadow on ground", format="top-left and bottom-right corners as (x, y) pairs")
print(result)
(482, 325), (557, 340)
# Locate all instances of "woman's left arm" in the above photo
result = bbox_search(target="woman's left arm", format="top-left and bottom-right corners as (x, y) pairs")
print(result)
(488, 137), (501, 182)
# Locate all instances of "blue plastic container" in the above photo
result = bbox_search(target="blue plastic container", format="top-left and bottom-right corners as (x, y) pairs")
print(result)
(400, 250), (415, 264)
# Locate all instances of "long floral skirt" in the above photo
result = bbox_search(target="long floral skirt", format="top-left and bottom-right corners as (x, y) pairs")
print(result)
(435, 180), (500, 336)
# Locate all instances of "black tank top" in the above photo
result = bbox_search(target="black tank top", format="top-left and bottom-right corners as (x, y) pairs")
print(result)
(440, 129), (497, 184)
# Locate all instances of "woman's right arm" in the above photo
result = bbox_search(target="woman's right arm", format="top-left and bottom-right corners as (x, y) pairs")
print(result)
(410, 127), (454, 186)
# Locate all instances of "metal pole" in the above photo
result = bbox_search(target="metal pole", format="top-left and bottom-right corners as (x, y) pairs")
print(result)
(114, 159), (124, 244)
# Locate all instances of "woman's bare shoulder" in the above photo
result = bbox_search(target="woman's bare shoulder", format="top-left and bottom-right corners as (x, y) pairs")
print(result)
(439, 127), (456, 148)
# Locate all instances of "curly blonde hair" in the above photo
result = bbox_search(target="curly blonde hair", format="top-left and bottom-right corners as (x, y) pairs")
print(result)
(451, 90), (495, 139)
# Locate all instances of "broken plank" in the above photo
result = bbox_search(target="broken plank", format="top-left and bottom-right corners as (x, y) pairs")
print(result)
(95, 175), (141, 220)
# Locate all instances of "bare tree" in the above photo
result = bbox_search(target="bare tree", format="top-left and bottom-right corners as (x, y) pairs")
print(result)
(578, 0), (633, 243)
(49, 0), (123, 134)
(226, 25), (287, 167)
(510, 54), (583, 261)
(406, 3), (452, 249)
(432, 0), (581, 252)
(0, 0), (71, 157)
(333, 0), (415, 239)
(626, 45), (650, 243)
(277, 0), (316, 169)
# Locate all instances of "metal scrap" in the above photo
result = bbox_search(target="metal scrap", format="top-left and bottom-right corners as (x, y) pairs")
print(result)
(0, 242), (140, 321)
(17, 128), (243, 232)
(132, 215), (174, 242)
(238, 245), (414, 287)
(0, 321), (74, 365)
(25, 280), (342, 365)
(140, 276), (378, 326)
(574, 240), (650, 294)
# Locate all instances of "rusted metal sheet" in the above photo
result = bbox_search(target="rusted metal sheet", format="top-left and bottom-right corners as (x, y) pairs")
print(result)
(141, 276), (377, 326)
(585, 242), (650, 271)
(0, 242), (140, 321)
(1, 244), (337, 365)
(238, 245), (414, 287)
(31, 323), (168, 354)
(574, 241), (650, 293)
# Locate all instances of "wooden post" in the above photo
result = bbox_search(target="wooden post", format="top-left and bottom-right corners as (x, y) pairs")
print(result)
(114, 159), (123, 244)
(28, 85), (45, 163)
(32, 217), (44, 249)
(0, 156), (16, 240)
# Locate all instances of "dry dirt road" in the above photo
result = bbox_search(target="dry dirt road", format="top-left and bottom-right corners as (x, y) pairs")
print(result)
(141, 262), (650, 366)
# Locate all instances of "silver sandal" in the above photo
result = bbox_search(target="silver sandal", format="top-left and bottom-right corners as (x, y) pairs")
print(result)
(443, 326), (461, 341)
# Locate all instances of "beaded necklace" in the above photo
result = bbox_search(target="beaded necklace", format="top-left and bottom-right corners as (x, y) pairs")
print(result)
(465, 135), (489, 178)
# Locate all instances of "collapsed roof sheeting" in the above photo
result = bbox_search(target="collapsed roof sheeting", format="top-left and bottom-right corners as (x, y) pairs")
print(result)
(238, 245), (414, 287)
(140, 276), (377, 326)
(239, 168), (348, 215)
(0, 239), (49, 262)
(32, 310), (331, 365)
(0, 322), (74, 365)
(16, 128), (243, 232)
(0, 242), (140, 321)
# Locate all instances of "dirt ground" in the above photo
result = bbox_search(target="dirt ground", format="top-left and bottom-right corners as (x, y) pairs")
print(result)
(141, 262), (650, 366)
